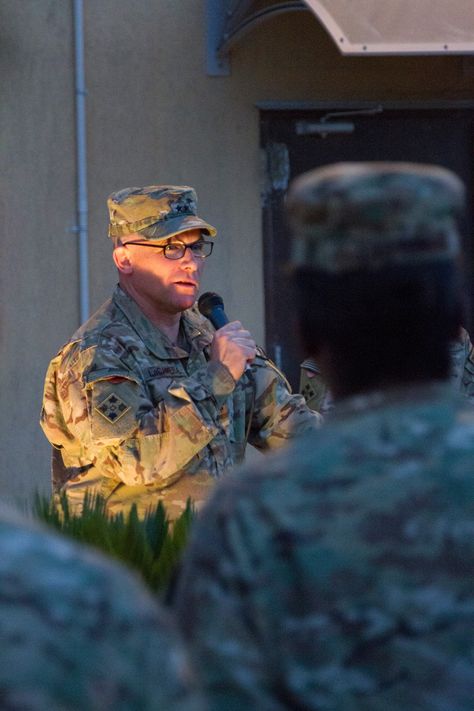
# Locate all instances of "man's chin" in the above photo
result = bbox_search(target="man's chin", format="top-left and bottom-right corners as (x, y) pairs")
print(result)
(175, 295), (197, 311)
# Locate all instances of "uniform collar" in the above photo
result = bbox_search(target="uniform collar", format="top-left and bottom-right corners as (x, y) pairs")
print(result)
(113, 285), (214, 360)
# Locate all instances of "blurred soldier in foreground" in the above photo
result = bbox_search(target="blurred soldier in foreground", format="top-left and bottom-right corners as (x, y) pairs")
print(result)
(174, 163), (474, 710)
(41, 186), (318, 520)
(0, 504), (203, 710)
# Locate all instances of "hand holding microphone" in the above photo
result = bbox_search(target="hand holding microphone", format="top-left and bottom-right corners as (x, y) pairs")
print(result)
(198, 292), (257, 382)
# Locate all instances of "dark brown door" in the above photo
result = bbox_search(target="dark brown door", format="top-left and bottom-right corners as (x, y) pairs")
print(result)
(261, 105), (474, 388)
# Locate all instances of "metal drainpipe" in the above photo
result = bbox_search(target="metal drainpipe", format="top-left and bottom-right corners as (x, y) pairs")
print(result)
(73, 0), (89, 323)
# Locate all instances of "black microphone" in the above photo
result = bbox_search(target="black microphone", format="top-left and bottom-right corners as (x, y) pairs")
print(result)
(198, 292), (229, 329)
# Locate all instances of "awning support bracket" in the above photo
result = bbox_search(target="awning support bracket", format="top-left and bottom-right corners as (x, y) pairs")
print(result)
(207, 0), (306, 76)
(207, 0), (232, 75)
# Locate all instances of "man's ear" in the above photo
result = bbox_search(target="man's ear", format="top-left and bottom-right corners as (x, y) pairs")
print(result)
(113, 246), (133, 274)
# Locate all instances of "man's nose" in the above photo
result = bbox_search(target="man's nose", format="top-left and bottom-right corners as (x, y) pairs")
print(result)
(181, 248), (199, 269)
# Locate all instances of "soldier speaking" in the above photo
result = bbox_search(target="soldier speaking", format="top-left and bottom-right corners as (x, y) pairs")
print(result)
(41, 185), (318, 519)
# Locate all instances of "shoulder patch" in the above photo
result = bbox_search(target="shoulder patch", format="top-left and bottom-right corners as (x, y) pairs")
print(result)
(95, 392), (131, 423)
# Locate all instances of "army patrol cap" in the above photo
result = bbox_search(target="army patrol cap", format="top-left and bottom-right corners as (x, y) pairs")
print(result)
(108, 185), (217, 245)
(287, 162), (465, 274)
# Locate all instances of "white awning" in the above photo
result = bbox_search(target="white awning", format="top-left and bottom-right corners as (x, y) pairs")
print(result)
(305, 0), (474, 55)
(207, 0), (474, 74)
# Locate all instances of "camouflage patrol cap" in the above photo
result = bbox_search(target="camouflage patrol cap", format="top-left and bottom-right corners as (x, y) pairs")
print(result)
(287, 162), (464, 274)
(107, 185), (217, 245)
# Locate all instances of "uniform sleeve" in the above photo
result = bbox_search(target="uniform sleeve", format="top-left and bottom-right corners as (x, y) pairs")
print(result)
(449, 327), (474, 403)
(459, 328), (474, 401)
(41, 342), (235, 488)
(247, 352), (321, 451)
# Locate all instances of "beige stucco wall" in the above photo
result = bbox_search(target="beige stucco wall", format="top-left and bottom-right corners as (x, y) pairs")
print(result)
(1, 0), (473, 505)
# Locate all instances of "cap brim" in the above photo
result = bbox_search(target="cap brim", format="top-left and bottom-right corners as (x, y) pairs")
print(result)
(138, 214), (217, 242)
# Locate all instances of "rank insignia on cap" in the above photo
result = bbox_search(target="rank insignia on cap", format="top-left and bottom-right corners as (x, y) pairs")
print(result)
(95, 392), (130, 423)
(169, 195), (197, 217)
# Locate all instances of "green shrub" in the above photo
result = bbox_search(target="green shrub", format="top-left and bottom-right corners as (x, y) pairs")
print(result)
(32, 492), (194, 598)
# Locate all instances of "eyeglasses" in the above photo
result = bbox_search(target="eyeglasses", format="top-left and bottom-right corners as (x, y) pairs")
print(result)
(123, 239), (214, 260)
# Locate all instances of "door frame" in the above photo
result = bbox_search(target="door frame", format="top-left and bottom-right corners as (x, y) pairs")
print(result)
(260, 100), (474, 388)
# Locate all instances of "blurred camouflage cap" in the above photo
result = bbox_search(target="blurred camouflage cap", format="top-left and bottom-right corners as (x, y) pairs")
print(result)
(287, 162), (464, 274)
(107, 185), (217, 245)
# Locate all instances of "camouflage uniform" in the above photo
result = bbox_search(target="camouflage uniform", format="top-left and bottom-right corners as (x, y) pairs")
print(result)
(0, 504), (203, 710)
(299, 356), (332, 413)
(449, 326), (474, 401)
(41, 186), (318, 519)
(174, 164), (474, 709)
(175, 385), (474, 711)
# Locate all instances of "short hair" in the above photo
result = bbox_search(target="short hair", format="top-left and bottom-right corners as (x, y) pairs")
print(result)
(294, 260), (464, 392)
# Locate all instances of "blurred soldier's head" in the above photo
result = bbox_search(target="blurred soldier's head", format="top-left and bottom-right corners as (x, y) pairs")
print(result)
(287, 162), (466, 398)
(107, 185), (217, 314)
